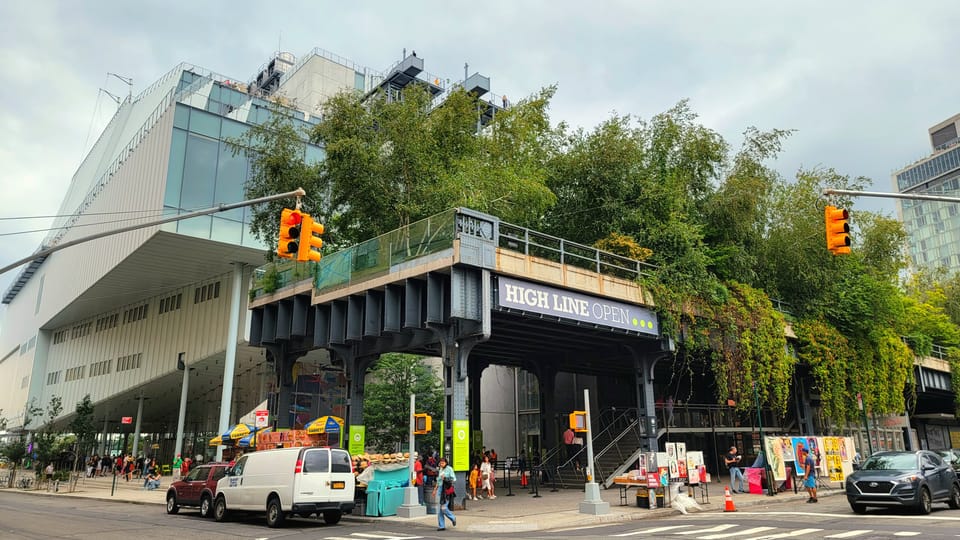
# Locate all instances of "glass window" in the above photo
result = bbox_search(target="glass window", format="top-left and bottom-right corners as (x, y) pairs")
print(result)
(305, 144), (326, 166)
(221, 119), (248, 141)
(174, 105), (190, 129)
(232, 456), (248, 476)
(185, 466), (205, 482)
(242, 219), (263, 248)
(332, 450), (352, 473)
(189, 109), (221, 139)
(211, 217), (242, 244)
(355, 71), (365, 91)
(215, 143), (247, 220)
(178, 216), (212, 238)
(181, 133), (218, 209)
(211, 466), (227, 481)
(164, 129), (187, 208)
(303, 449), (329, 473)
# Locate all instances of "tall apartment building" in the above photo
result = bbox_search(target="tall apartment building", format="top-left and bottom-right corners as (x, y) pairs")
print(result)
(893, 113), (960, 271)
(0, 47), (504, 458)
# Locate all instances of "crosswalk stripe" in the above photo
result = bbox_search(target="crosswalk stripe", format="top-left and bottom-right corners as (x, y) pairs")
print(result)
(698, 527), (776, 539)
(742, 529), (823, 539)
(825, 531), (873, 538)
(349, 534), (422, 539)
(676, 524), (738, 535)
(612, 525), (695, 536)
(893, 533), (921, 537)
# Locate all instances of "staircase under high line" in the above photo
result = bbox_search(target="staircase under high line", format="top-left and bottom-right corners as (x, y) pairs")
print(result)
(246, 208), (671, 466)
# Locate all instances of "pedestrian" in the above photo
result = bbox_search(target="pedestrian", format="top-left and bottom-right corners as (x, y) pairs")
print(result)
(801, 447), (818, 503)
(44, 463), (54, 485)
(433, 456), (457, 531)
(665, 396), (675, 427)
(480, 454), (496, 499)
(173, 454), (183, 480)
(563, 426), (576, 464)
(724, 446), (746, 493)
(469, 462), (480, 501)
(414, 453), (424, 504)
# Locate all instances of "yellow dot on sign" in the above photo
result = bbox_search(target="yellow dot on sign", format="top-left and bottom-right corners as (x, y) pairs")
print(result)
(632, 318), (639, 326)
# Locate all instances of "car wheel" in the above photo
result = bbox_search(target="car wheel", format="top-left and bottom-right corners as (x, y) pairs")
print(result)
(322, 510), (342, 525)
(213, 496), (228, 522)
(266, 497), (286, 528)
(917, 486), (932, 515)
(850, 503), (867, 514)
(949, 483), (960, 510)
(200, 495), (212, 518)
(166, 492), (179, 514)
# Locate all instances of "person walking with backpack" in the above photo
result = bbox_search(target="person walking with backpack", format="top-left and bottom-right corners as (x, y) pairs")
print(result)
(432, 456), (457, 531)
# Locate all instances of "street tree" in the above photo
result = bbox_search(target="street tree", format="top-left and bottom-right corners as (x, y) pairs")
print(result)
(362, 353), (443, 453)
(68, 395), (96, 488)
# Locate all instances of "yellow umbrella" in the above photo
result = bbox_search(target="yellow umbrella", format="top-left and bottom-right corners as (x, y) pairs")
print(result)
(228, 423), (257, 440)
(305, 416), (344, 435)
(209, 435), (223, 447)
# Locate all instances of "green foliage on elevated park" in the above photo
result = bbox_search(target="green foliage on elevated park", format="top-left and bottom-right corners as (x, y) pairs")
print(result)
(238, 83), (960, 421)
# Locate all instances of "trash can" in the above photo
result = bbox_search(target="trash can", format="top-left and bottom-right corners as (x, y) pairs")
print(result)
(637, 488), (664, 508)
(424, 488), (439, 515)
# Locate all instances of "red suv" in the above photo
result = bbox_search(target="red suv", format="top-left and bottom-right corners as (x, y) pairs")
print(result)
(166, 463), (229, 518)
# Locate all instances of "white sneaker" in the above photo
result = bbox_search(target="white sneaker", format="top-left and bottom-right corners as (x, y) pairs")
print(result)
(490, 495), (497, 499)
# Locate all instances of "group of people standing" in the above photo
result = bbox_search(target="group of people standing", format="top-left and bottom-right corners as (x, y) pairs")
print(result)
(724, 444), (818, 502)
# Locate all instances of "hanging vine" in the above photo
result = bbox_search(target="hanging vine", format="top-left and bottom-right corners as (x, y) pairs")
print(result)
(794, 319), (855, 426)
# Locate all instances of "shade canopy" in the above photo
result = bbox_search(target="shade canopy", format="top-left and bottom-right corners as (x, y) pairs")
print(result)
(238, 427), (272, 448)
(305, 416), (343, 435)
(224, 423), (258, 440)
(208, 435), (223, 447)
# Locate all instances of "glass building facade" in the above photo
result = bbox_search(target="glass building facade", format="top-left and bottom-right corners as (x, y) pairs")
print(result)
(895, 144), (960, 270)
(162, 72), (325, 248)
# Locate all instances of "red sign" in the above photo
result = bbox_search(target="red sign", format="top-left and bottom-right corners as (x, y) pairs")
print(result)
(254, 410), (269, 428)
(646, 472), (659, 488)
(121, 416), (133, 424)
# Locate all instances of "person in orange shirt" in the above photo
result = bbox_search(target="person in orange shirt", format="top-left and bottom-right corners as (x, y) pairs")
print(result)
(469, 463), (480, 501)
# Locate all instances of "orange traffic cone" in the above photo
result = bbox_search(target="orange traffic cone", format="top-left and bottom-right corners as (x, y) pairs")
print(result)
(520, 471), (528, 487)
(724, 486), (737, 512)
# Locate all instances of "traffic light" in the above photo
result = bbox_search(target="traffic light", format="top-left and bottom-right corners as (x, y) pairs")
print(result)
(277, 208), (302, 259)
(569, 411), (587, 432)
(824, 205), (851, 255)
(296, 215), (325, 262)
(414, 413), (432, 434)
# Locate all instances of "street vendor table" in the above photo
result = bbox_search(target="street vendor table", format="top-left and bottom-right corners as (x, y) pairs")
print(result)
(612, 477), (651, 506)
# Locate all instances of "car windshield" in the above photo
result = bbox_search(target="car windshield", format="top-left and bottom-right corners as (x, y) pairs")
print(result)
(861, 453), (918, 471)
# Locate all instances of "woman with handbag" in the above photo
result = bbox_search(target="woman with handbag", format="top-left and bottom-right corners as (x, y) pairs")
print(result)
(480, 454), (496, 499)
(433, 456), (457, 531)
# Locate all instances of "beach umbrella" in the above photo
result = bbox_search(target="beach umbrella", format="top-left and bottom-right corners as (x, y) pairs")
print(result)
(228, 423), (257, 440)
(238, 427), (272, 448)
(208, 435), (223, 447)
(305, 416), (343, 435)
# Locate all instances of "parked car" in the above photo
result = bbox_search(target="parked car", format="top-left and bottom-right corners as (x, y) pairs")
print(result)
(845, 450), (960, 514)
(166, 462), (230, 518)
(213, 446), (355, 527)
(933, 449), (960, 473)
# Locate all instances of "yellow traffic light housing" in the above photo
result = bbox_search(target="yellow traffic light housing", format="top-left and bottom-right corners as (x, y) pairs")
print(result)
(825, 205), (851, 255)
(277, 208), (302, 259)
(296, 215), (325, 262)
(569, 411), (587, 432)
(414, 413), (432, 435)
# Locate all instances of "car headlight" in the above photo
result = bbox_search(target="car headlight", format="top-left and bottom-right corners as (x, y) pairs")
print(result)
(893, 475), (918, 484)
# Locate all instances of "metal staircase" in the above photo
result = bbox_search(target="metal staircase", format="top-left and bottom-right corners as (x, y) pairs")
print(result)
(552, 408), (649, 489)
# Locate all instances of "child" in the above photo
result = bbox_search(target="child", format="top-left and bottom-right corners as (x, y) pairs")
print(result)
(469, 463), (480, 501)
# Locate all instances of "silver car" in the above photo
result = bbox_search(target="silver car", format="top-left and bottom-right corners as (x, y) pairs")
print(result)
(845, 450), (960, 514)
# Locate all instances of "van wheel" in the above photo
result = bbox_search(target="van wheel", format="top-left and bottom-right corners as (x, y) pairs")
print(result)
(322, 510), (342, 525)
(213, 496), (228, 522)
(266, 497), (286, 528)
(199, 495), (212, 518)
(166, 492), (179, 514)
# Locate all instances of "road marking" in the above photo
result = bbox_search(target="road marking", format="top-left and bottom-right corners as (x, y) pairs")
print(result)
(735, 511), (960, 522)
(893, 533), (921, 537)
(698, 527), (776, 539)
(613, 525), (695, 536)
(742, 529), (823, 539)
(676, 524), (737, 535)
(349, 534), (423, 539)
(825, 532), (873, 538)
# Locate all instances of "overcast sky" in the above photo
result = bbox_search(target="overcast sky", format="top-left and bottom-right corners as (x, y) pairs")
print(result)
(1, 0), (958, 298)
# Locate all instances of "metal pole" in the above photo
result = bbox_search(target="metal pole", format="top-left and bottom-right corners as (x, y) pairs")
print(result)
(824, 188), (960, 204)
(174, 362), (190, 460)
(397, 393), (425, 517)
(579, 388), (609, 514)
(216, 263), (244, 462)
(859, 393), (873, 455)
(0, 188), (306, 276)
(754, 382), (775, 496)
(131, 395), (144, 459)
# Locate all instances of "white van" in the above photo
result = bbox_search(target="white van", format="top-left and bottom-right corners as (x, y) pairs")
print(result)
(213, 446), (355, 527)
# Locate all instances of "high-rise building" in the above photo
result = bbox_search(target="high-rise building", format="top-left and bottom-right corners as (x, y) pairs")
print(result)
(0, 47), (503, 457)
(893, 113), (960, 271)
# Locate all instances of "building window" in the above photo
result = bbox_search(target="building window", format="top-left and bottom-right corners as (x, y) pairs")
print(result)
(21, 375), (29, 389)
(71, 322), (92, 339)
(123, 304), (149, 324)
(194, 282), (221, 304)
(53, 330), (68, 344)
(46, 371), (61, 385)
(89, 359), (113, 377)
(96, 314), (119, 332)
(159, 293), (183, 315)
(117, 353), (143, 372)
(65, 366), (85, 382)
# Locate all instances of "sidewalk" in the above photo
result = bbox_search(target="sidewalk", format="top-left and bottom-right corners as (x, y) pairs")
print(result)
(1, 469), (841, 533)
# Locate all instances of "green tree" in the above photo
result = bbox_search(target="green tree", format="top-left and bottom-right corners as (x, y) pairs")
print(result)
(32, 396), (63, 476)
(362, 354), (443, 452)
(68, 395), (96, 488)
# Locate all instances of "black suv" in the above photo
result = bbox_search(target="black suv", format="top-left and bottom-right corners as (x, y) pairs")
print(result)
(845, 450), (960, 514)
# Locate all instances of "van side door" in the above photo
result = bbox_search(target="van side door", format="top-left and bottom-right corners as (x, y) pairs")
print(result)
(223, 456), (251, 509)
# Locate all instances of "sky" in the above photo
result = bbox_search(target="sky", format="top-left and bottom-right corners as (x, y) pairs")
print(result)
(1, 0), (959, 297)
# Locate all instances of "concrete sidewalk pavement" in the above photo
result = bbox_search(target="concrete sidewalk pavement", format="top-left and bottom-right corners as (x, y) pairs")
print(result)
(1, 469), (841, 533)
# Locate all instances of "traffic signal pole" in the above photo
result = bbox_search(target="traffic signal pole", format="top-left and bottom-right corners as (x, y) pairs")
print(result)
(0, 188), (307, 276)
(824, 188), (960, 204)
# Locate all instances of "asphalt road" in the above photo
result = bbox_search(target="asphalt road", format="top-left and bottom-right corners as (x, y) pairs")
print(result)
(3, 492), (960, 540)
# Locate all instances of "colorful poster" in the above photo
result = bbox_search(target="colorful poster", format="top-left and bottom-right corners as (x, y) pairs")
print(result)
(791, 437), (808, 466)
(687, 451), (703, 485)
(348, 425), (365, 456)
(827, 454), (844, 482)
(638, 453), (648, 476)
(452, 419), (470, 471)
(811, 437), (826, 476)
(666, 443), (679, 479)
(764, 437), (785, 481)
(780, 437), (796, 462)
(677, 442), (687, 461)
